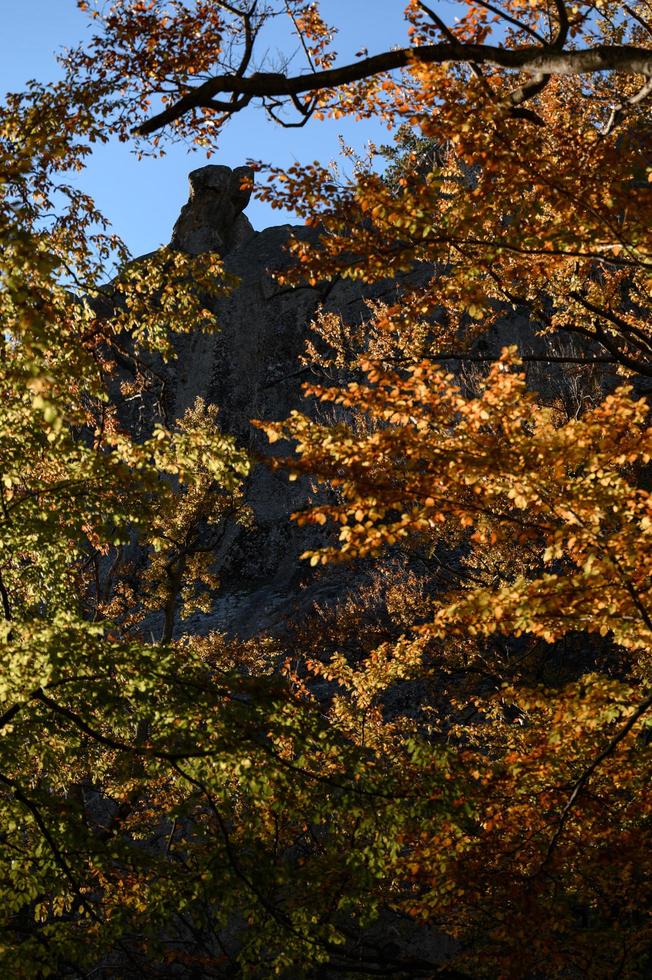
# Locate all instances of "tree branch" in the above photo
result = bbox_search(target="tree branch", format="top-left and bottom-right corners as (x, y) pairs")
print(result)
(0, 568), (12, 622)
(0, 772), (103, 924)
(417, 1), (495, 100)
(602, 71), (652, 134)
(551, 1), (570, 49)
(542, 691), (652, 867)
(136, 42), (652, 135)
(471, 0), (547, 44)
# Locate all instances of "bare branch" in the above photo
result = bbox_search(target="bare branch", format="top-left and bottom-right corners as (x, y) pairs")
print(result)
(551, 1), (570, 48)
(137, 42), (652, 135)
(467, 0), (547, 44)
(234, 2), (258, 79)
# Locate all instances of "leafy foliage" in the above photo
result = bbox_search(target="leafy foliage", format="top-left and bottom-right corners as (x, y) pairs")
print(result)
(1, 2), (651, 977)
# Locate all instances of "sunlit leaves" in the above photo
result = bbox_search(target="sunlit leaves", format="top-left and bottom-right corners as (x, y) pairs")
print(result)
(2, 1), (652, 976)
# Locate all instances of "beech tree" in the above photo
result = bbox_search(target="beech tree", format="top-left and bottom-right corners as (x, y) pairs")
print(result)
(1, 2), (651, 977)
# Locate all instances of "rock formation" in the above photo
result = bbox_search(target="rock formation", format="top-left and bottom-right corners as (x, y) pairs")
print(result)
(170, 164), (256, 255)
(157, 166), (413, 640)
(125, 165), (612, 644)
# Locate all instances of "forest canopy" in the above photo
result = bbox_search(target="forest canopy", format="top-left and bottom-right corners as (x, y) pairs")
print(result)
(0, 2), (651, 976)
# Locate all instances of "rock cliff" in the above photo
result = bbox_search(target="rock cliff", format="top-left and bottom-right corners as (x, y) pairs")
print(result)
(151, 166), (372, 639)
(134, 164), (431, 641)
(127, 165), (610, 644)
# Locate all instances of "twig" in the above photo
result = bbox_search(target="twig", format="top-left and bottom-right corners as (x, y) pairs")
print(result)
(542, 692), (652, 867)
(602, 72), (652, 134)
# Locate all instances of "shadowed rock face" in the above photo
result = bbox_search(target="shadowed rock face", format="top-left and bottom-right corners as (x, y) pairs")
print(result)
(170, 164), (256, 255)
(144, 166), (341, 638)
(166, 175), (369, 639)
(131, 165), (611, 643)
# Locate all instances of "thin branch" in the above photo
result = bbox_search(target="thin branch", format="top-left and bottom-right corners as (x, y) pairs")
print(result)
(0, 772), (102, 924)
(284, 0), (317, 74)
(542, 691), (652, 866)
(252, 736), (416, 801)
(417, 1), (495, 99)
(34, 690), (216, 761)
(173, 763), (459, 977)
(234, 2), (258, 79)
(559, 297), (652, 375)
(622, 2), (652, 39)
(602, 71), (652, 134)
(266, 101), (314, 127)
(569, 290), (652, 353)
(0, 569), (12, 622)
(390, 351), (621, 366)
(471, 0), (547, 44)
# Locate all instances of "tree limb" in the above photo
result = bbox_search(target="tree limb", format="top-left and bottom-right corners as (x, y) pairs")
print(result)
(136, 42), (652, 135)
(602, 71), (652, 134)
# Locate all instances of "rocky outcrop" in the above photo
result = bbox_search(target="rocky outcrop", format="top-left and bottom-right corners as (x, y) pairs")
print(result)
(128, 165), (613, 642)
(170, 164), (256, 255)
(156, 166), (415, 639)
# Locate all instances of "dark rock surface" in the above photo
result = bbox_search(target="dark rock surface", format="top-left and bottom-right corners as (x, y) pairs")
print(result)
(157, 166), (413, 640)
(129, 165), (613, 643)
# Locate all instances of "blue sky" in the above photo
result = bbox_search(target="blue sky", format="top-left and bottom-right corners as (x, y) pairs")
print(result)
(0, 1), (413, 256)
